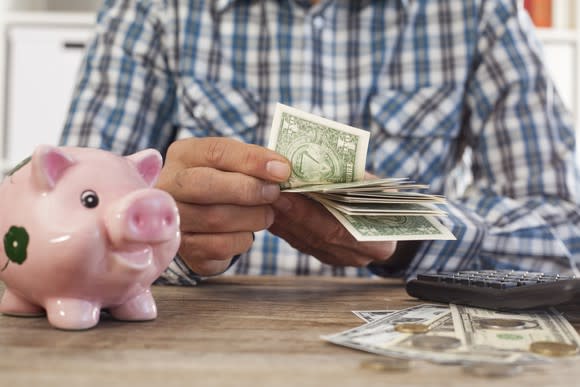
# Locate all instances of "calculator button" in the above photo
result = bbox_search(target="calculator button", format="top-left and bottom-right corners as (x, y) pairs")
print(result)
(486, 281), (507, 289)
(517, 280), (538, 286)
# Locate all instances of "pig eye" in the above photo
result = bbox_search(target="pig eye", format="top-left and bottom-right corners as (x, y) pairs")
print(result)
(80, 190), (99, 209)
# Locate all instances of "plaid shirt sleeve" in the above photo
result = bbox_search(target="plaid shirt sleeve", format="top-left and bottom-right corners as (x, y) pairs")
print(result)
(397, 1), (580, 278)
(61, 0), (177, 155)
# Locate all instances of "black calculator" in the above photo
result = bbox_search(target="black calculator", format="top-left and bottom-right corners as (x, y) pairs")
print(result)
(405, 270), (580, 310)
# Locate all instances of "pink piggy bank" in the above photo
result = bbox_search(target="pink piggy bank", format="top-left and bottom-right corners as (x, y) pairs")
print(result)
(0, 145), (180, 330)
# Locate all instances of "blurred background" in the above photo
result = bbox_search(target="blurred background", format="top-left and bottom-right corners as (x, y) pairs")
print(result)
(0, 0), (577, 171)
(0, 0), (100, 172)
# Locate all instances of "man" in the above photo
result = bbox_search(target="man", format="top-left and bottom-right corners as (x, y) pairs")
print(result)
(61, 0), (580, 284)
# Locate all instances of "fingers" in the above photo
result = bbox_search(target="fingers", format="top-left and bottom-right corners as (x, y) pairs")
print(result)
(158, 137), (291, 205)
(270, 193), (397, 266)
(168, 137), (291, 182)
(155, 137), (290, 277)
(364, 171), (378, 179)
(178, 231), (253, 276)
(169, 167), (282, 204)
(160, 139), (396, 270)
(178, 203), (274, 233)
(269, 205), (372, 266)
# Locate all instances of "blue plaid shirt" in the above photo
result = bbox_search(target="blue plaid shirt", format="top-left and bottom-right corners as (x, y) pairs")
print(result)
(61, 0), (580, 284)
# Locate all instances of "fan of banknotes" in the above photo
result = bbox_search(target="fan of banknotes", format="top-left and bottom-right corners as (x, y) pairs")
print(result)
(267, 103), (455, 242)
(322, 303), (580, 371)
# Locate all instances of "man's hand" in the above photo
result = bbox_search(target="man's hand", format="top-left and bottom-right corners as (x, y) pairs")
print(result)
(156, 137), (291, 276)
(268, 193), (398, 267)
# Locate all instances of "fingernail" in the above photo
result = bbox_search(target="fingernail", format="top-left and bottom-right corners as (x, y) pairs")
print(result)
(272, 195), (292, 212)
(262, 183), (280, 201)
(266, 160), (291, 181)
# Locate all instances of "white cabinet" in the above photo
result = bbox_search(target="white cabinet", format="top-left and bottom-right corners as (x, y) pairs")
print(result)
(0, 1), (99, 172)
(5, 25), (91, 167)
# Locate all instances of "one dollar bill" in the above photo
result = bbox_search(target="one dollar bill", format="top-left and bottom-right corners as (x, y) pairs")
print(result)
(267, 103), (369, 189)
(323, 304), (520, 364)
(267, 103), (454, 242)
(450, 304), (580, 358)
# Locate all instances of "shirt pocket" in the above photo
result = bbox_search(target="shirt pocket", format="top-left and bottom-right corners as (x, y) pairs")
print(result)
(368, 85), (464, 182)
(177, 79), (261, 144)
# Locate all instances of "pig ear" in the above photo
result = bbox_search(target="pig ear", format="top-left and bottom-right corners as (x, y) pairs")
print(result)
(126, 149), (163, 187)
(31, 145), (76, 191)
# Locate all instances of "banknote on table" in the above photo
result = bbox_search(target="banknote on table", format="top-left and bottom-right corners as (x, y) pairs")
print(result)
(323, 304), (449, 342)
(323, 304), (521, 364)
(450, 304), (580, 361)
(267, 103), (455, 242)
(352, 310), (396, 323)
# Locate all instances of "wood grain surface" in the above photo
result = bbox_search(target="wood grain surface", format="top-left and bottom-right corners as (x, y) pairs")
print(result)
(1, 276), (579, 387)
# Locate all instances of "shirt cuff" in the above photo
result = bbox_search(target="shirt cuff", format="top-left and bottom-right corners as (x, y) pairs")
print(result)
(155, 233), (251, 285)
(155, 254), (242, 286)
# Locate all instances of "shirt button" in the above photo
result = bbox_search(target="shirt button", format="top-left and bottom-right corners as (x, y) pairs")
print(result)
(193, 105), (205, 119)
(313, 16), (325, 30)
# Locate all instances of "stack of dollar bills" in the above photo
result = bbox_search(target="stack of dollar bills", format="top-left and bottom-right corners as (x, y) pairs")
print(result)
(267, 103), (455, 242)
(323, 304), (580, 366)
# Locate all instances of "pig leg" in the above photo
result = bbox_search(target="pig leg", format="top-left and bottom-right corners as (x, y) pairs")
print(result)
(109, 289), (157, 321)
(44, 298), (100, 330)
(0, 289), (44, 317)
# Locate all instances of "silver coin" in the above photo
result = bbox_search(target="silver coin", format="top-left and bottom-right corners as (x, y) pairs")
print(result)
(478, 318), (528, 330)
(462, 363), (522, 378)
(410, 335), (461, 351)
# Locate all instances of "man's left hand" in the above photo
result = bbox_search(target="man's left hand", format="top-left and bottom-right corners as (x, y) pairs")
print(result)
(268, 193), (397, 267)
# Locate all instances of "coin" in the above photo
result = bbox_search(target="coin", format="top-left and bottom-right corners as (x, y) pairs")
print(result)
(359, 357), (411, 372)
(478, 318), (527, 330)
(529, 341), (579, 357)
(410, 335), (461, 350)
(394, 323), (430, 334)
(462, 363), (522, 378)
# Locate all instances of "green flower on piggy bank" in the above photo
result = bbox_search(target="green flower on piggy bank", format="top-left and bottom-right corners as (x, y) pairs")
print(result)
(1, 226), (29, 271)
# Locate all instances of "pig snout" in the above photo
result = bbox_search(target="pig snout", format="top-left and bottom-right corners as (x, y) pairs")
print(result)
(106, 189), (180, 246)
(125, 192), (178, 242)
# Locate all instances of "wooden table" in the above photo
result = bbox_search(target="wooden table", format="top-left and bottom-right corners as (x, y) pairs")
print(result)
(0, 276), (579, 387)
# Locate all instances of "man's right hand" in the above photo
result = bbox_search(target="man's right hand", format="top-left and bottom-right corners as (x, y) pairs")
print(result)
(156, 137), (291, 276)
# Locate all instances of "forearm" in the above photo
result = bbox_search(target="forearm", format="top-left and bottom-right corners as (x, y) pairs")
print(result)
(402, 195), (580, 279)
